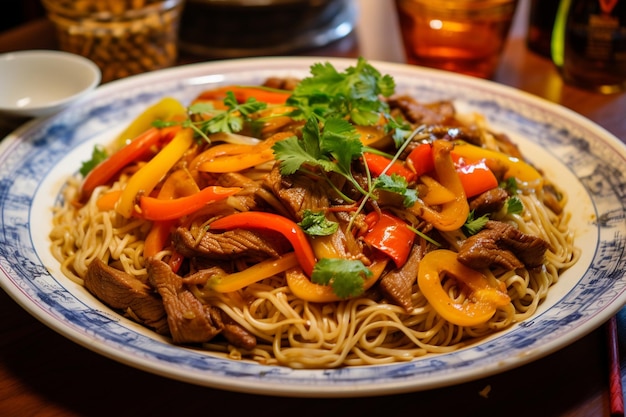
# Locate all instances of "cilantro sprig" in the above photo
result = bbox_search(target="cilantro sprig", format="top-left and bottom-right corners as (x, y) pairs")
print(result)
(273, 117), (368, 201)
(311, 258), (373, 298)
(153, 91), (266, 143)
(80, 145), (108, 176)
(298, 209), (339, 236)
(287, 57), (395, 125)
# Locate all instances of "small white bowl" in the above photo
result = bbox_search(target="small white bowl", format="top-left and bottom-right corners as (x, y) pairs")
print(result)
(0, 50), (101, 118)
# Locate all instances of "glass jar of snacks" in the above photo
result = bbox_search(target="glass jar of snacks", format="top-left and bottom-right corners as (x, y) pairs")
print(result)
(42, 0), (185, 83)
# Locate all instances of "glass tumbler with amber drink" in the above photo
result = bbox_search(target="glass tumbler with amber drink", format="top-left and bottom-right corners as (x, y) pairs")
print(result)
(395, 0), (518, 79)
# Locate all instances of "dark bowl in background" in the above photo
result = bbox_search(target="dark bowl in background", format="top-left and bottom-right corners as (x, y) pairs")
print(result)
(179, 0), (356, 58)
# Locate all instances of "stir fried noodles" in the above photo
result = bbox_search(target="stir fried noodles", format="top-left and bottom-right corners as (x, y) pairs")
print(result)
(50, 59), (579, 368)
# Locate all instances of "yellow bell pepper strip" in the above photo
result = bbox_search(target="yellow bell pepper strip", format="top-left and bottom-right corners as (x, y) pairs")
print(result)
(355, 123), (393, 147)
(209, 252), (300, 293)
(138, 186), (242, 221)
(362, 152), (416, 183)
(419, 175), (456, 206)
(452, 140), (544, 189)
(408, 140), (469, 231)
(195, 85), (291, 105)
(80, 127), (166, 203)
(362, 211), (415, 268)
(114, 97), (187, 149)
(198, 131), (294, 173)
(417, 249), (511, 327)
(406, 142), (435, 177)
(208, 211), (317, 277)
(285, 258), (388, 303)
(451, 153), (499, 198)
(116, 128), (194, 218)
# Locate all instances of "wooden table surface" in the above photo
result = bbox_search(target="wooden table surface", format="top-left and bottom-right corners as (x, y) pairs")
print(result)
(1, 1), (625, 416)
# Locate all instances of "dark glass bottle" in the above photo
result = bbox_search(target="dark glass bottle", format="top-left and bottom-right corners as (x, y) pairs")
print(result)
(552, 0), (626, 93)
(527, 0), (561, 57)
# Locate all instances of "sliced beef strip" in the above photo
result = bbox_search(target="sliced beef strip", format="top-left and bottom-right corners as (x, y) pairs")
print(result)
(85, 258), (169, 335)
(469, 187), (509, 217)
(379, 244), (424, 311)
(387, 95), (457, 126)
(265, 165), (330, 221)
(458, 220), (549, 270)
(147, 258), (222, 344)
(178, 265), (258, 349)
(172, 227), (291, 262)
(262, 76), (300, 91)
(218, 311), (257, 350)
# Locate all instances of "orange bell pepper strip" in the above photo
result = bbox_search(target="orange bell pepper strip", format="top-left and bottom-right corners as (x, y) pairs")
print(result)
(143, 219), (176, 258)
(195, 85), (291, 105)
(418, 249), (511, 327)
(209, 212), (317, 277)
(362, 211), (415, 268)
(80, 127), (166, 202)
(198, 131), (294, 173)
(285, 258), (388, 303)
(143, 169), (202, 258)
(138, 186), (241, 221)
(116, 128), (194, 218)
(363, 152), (416, 183)
(408, 140), (469, 231)
(451, 153), (499, 198)
(452, 140), (544, 190)
(95, 189), (122, 211)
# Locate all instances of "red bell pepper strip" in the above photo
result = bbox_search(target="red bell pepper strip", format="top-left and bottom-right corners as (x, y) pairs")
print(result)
(362, 210), (415, 268)
(406, 142), (435, 177)
(208, 212), (317, 277)
(452, 154), (499, 198)
(196, 85), (291, 105)
(363, 152), (416, 182)
(79, 127), (168, 202)
(139, 186), (242, 221)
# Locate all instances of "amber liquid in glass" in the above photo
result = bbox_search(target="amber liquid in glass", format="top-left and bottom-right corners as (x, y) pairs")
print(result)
(395, 0), (517, 78)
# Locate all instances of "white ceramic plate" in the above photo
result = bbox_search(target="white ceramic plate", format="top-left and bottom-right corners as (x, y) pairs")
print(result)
(1, 57), (625, 397)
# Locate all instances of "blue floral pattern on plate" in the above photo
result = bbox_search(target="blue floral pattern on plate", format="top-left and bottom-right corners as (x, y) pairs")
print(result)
(0, 57), (625, 397)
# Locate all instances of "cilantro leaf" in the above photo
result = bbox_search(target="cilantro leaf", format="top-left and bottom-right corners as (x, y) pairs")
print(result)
(272, 116), (367, 199)
(319, 118), (363, 176)
(463, 210), (489, 235)
(272, 118), (335, 175)
(311, 258), (373, 298)
(501, 177), (518, 194)
(287, 57), (395, 126)
(373, 173), (418, 208)
(80, 145), (108, 177)
(506, 196), (524, 214)
(195, 91), (266, 135)
(298, 210), (338, 236)
(155, 91), (268, 143)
